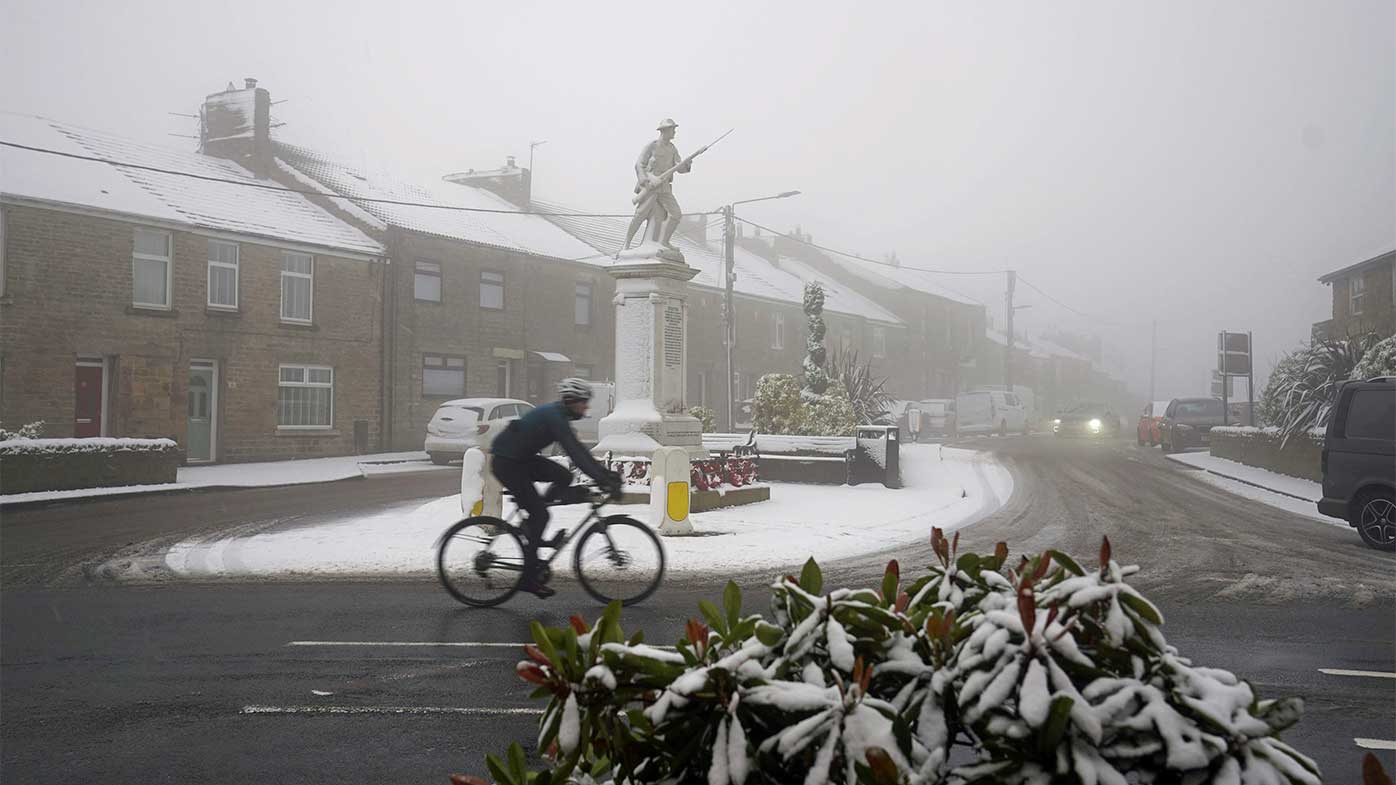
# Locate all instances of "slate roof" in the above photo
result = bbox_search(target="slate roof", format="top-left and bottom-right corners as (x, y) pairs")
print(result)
(0, 112), (383, 256)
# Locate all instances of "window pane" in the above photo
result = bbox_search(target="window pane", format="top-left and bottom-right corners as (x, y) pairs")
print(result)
(280, 367), (304, 383)
(282, 275), (311, 320)
(135, 229), (168, 257)
(209, 264), (237, 307)
(446, 357), (465, 369)
(481, 272), (504, 309)
(424, 355), (444, 368)
(208, 240), (238, 264)
(424, 367), (465, 397)
(134, 257), (168, 305)
(309, 368), (333, 384)
(415, 271), (442, 302)
(574, 282), (591, 325)
(278, 383), (332, 427)
(1345, 390), (1395, 439)
(283, 252), (312, 275)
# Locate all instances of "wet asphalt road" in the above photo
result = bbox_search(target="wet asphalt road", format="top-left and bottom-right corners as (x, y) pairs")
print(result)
(2, 436), (1392, 783)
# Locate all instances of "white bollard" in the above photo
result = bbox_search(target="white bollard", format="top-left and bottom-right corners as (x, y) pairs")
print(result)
(649, 446), (694, 536)
(460, 448), (504, 518)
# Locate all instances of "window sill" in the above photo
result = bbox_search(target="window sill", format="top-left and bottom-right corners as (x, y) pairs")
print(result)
(126, 305), (180, 318)
(206, 306), (241, 317)
(279, 320), (319, 331)
(276, 428), (340, 437)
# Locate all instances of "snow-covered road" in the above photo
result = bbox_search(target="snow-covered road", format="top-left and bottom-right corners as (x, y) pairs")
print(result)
(161, 444), (1012, 578)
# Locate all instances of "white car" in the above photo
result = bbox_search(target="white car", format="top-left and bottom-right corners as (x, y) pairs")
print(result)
(954, 389), (1028, 436)
(425, 397), (534, 464)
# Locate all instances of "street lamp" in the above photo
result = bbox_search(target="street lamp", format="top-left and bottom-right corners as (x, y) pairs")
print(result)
(720, 190), (802, 431)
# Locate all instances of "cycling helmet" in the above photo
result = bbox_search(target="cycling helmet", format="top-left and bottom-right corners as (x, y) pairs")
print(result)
(558, 377), (594, 403)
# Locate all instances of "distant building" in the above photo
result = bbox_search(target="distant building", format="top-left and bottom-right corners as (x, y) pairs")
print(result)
(1312, 249), (1395, 340)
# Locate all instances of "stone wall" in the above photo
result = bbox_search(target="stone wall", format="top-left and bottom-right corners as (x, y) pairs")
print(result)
(1209, 427), (1323, 482)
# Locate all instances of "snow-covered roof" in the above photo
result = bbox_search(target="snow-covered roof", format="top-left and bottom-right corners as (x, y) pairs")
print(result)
(985, 329), (1095, 365)
(774, 256), (901, 325)
(824, 254), (981, 307)
(275, 141), (600, 262)
(0, 113), (383, 257)
(531, 201), (902, 325)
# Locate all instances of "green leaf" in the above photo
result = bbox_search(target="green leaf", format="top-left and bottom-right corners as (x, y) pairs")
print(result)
(507, 742), (528, 784)
(755, 622), (785, 646)
(955, 552), (982, 577)
(1046, 550), (1084, 576)
(881, 568), (899, 608)
(698, 600), (726, 635)
(532, 771), (551, 785)
(531, 621), (561, 672)
(590, 756), (611, 777)
(724, 581), (742, 630)
(1120, 592), (1163, 626)
(1040, 695), (1075, 754)
(800, 557), (823, 595)
(486, 753), (512, 785)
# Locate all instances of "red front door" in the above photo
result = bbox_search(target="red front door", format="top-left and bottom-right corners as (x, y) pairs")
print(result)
(74, 364), (104, 437)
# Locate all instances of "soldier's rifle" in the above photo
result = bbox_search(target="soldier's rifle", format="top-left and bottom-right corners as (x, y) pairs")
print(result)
(632, 128), (733, 205)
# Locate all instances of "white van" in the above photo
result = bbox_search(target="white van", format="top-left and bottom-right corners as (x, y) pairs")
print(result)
(974, 385), (1037, 430)
(954, 390), (1028, 436)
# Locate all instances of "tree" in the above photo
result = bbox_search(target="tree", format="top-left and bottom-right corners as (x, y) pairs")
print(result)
(802, 283), (830, 399)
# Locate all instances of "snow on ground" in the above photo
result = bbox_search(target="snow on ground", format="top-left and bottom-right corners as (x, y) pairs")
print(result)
(1165, 451), (1344, 527)
(0, 452), (445, 505)
(162, 444), (1012, 578)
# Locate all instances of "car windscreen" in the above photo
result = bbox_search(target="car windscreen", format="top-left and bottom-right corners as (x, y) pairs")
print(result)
(1176, 400), (1222, 416)
(921, 402), (947, 414)
(435, 405), (483, 422)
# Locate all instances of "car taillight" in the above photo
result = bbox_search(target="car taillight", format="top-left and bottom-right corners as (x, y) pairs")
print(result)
(476, 423), (490, 435)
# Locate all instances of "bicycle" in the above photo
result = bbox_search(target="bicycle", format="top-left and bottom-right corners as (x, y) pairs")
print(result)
(435, 486), (666, 607)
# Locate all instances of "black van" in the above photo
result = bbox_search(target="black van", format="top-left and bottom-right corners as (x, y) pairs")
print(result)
(1318, 376), (1396, 551)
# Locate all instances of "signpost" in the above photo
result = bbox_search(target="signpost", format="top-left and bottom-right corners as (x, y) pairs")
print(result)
(1216, 331), (1254, 426)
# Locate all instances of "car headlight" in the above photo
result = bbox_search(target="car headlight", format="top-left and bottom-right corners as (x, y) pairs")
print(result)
(1088, 418), (1102, 432)
(1053, 418), (1062, 426)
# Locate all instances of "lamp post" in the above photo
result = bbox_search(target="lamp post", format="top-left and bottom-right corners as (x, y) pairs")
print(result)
(720, 190), (802, 431)
(527, 140), (547, 205)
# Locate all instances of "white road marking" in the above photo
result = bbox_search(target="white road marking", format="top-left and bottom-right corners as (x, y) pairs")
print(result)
(287, 641), (523, 648)
(1319, 668), (1396, 680)
(1355, 738), (1396, 751)
(241, 705), (543, 716)
(310, 690), (334, 696)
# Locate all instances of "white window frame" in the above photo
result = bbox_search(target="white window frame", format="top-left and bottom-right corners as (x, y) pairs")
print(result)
(574, 280), (593, 326)
(277, 364), (334, 429)
(414, 260), (442, 303)
(873, 326), (887, 359)
(1350, 275), (1366, 316)
(206, 240), (239, 309)
(132, 228), (173, 309)
(771, 313), (785, 350)
(480, 270), (505, 310)
(280, 251), (314, 323)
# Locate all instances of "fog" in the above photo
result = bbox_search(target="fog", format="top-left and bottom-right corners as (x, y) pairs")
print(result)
(5, 0), (1392, 399)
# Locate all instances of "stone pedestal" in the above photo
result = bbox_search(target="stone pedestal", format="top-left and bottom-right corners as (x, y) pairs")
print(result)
(594, 247), (708, 460)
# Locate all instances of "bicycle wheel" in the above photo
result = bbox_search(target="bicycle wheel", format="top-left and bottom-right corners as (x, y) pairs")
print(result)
(437, 517), (526, 607)
(573, 515), (666, 606)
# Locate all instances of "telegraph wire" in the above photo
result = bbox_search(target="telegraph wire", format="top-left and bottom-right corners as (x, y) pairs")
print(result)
(732, 215), (1007, 276)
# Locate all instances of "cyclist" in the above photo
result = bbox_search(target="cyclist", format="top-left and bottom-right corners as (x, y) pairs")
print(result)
(490, 378), (622, 598)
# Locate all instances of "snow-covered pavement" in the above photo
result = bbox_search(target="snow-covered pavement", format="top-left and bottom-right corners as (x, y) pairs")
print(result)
(1166, 451), (1342, 527)
(162, 444), (1012, 578)
(0, 452), (447, 506)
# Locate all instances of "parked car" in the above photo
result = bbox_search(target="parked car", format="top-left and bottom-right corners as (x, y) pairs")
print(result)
(917, 398), (957, 438)
(424, 397), (534, 464)
(572, 382), (615, 447)
(975, 385), (1037, 431)
(1159, 397), (1226, 453)
(1053, 402), (1121, 438)
(955, 390), (1027, 436)
(1136, 400), (1171, 446)
(1317, 376), (1395, 551)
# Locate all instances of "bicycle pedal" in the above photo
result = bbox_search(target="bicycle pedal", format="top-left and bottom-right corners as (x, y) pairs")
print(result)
(541, 530), (568, 549)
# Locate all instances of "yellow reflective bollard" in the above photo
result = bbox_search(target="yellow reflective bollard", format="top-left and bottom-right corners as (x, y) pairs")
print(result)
(460, 447), (503, 519)
(650, 446), (694, 536)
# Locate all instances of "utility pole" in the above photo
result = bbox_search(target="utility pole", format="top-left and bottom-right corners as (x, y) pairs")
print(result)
(723, 205), (737, 431)
(1005, 270), (1017, 392)
(1149, 319), (1157, 403)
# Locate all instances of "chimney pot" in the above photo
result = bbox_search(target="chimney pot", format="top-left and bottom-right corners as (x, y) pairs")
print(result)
(506, 155), (516, 168)
(245, 78), (258, 89)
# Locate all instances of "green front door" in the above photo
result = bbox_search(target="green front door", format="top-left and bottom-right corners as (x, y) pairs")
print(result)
(187, 365), (214, 462)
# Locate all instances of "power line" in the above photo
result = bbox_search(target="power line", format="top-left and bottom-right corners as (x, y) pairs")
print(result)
(732, 215), (1005, 276)
(0, 140), (710, 219)
(1015, 274), (1135, 328)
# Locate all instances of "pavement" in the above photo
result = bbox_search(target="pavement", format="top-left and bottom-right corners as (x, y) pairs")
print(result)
(2, 435), (1392, 784)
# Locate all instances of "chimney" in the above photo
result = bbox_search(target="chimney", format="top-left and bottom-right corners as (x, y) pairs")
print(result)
(200, 78), (272, 178)
(441, 156), (531, 207)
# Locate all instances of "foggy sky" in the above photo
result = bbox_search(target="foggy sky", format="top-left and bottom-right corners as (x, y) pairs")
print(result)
(4, 0), (1393, 401)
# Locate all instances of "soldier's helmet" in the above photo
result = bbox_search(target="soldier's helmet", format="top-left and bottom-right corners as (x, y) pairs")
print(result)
(656, 118), (678, 131)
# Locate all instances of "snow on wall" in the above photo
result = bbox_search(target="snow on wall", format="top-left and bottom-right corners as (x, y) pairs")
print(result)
(0, 437), (178, 455)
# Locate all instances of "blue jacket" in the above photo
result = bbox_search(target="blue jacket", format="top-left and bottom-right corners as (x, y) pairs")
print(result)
(490, 401), (608, 479)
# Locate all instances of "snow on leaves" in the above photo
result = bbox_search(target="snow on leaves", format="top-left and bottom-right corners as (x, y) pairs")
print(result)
(460, 535), (1319, 785)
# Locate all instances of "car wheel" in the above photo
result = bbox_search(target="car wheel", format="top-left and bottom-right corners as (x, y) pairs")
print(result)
(1352, 489), (1396, 551)
(430, 453), (453, 466)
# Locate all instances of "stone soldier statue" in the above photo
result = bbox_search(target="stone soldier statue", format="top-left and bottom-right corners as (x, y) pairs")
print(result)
(622, 118), (692, 255)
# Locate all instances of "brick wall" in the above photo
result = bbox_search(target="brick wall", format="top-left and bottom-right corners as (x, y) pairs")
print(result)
(0, 203), (384, 462)
(1325, 262), (1395, 339)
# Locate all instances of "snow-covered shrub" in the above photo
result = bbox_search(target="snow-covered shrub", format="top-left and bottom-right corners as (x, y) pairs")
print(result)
(753, 374), (805, 435)
(458, 533), (1318, 785)
(689, 406), (718, 433)
(1264, 333), (1379, 445)
(803, 283), (831, 399)
(1257, 350), (1306, 427)
(0, 421), (44, 441)
(1352, 334), (1396, 381)
(801, 379), (857, 437)
(827, 348), (891, 426)
(0, 436), (178, 455)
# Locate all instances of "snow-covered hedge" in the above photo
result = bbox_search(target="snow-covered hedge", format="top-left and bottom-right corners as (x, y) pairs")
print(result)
(0, 437), (179, 456)
(754, 374), (856, 437)
(0, 421), (45, 441)
(456, 533), (1318, 785)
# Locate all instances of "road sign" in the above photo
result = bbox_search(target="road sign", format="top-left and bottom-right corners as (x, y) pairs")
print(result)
(1217, 331), (1252, 376)
(1210, 371), (1232, 397)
